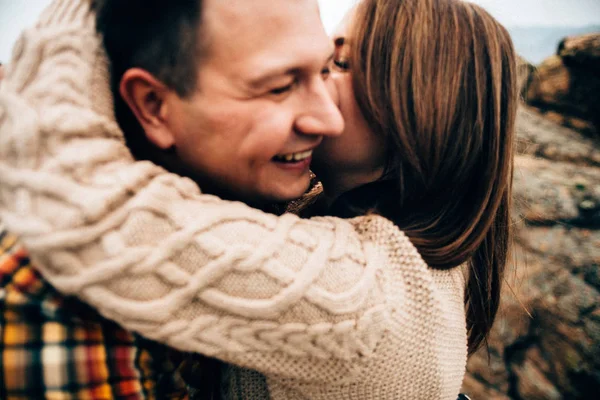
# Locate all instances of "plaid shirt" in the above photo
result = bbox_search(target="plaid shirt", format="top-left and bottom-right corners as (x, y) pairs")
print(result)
(0, 228), (191, 399)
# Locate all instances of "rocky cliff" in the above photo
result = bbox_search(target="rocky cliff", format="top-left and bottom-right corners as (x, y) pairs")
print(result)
(523, 33), (600, 138)
(462, 33), (600, 400)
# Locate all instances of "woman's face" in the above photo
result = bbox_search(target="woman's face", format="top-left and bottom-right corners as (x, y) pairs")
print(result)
(311, 11), (386, 195)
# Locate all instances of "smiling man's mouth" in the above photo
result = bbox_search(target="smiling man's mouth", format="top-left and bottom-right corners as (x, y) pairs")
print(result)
(272, 150), (313, 163)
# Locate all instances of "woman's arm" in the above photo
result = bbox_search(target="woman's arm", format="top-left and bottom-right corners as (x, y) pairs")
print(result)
(0, 0), (455, 383)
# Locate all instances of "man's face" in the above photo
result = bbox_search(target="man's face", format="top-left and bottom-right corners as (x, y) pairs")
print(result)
(166, 0), (344, 205)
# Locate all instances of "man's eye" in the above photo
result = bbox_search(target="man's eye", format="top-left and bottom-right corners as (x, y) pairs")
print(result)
(270, 81), (295, 95)
(333, 59), (350, 71)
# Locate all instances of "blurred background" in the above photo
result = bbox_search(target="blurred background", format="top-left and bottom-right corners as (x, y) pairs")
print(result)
(1, 0), (599, 398)
(3, 0), (600, 63)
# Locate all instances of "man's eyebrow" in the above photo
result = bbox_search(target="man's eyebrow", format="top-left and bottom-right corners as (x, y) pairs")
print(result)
(248, 51), (335, 89)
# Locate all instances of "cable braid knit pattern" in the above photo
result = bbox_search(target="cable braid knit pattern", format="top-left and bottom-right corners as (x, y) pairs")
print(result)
(0, 0), (468, 398)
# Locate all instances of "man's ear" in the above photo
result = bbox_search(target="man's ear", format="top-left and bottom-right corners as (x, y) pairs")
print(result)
(119, 69), (174, 149)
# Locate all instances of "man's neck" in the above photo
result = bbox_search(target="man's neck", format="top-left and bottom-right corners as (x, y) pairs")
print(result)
(193, 176), (286, 215)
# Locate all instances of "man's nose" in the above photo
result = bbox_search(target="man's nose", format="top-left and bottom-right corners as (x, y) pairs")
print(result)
(295, 78), (344, 137)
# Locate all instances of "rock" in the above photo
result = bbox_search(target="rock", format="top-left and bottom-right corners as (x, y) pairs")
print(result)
(515, 107), (600, 167)
(513, 155), (600, 225)
(463, 244), (600, 399)
(512, 352), (562, 400)
(517, 57), (535, 97)
(558, 33), (600, 71)
(526, 55), (571, 104)
(537, 109), (597, 138)
(462, 101), (600, 399)
(524, 33), (600, 138)
(517, 226), (600, 269)
(462, 373), (511, 400)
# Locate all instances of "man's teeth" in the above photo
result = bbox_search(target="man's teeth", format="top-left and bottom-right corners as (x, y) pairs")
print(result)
(274, 150), (312, 162)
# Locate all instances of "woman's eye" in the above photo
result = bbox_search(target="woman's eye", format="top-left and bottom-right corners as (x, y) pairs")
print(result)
(333, 59), (350, 70)
(321, 66), (331, 78)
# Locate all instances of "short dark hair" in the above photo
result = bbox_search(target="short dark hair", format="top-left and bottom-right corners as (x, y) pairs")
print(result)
(94, 0), (204, 96)
(92, 0), (205, 164)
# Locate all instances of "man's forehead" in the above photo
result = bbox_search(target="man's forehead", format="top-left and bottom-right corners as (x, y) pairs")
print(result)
(203, 0), (324, 46)
(204, 0), (321, 22)
(203, 0), (331, 71)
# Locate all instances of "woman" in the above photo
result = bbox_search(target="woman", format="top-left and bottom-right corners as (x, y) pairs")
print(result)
(0, 0), (517, 399)
(314, 0), (516, 356)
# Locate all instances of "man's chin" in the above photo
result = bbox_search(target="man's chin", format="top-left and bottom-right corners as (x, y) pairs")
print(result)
(198, 174), (311, 211)
(261, 179), (312, 205)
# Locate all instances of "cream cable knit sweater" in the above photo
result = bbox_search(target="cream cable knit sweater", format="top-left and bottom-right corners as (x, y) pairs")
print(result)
(0, 0), (467, 398)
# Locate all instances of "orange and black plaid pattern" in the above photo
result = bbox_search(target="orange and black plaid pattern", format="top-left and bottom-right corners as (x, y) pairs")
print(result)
(0, 228), (190, 399)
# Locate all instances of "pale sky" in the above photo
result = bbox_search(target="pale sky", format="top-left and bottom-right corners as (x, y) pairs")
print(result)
(319, 0), (600, 32)
(1, 0), (600, 62)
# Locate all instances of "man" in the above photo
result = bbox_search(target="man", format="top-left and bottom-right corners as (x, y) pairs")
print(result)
(0, 0), (342, 398)
(96, 0), (343, 207)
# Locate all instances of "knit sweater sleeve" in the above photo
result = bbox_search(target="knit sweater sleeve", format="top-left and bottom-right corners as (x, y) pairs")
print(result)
(0, 0), (466, 388)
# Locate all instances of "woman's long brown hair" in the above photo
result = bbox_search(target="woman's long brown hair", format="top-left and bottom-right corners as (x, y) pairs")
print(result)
(346, 0), (518, 355)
